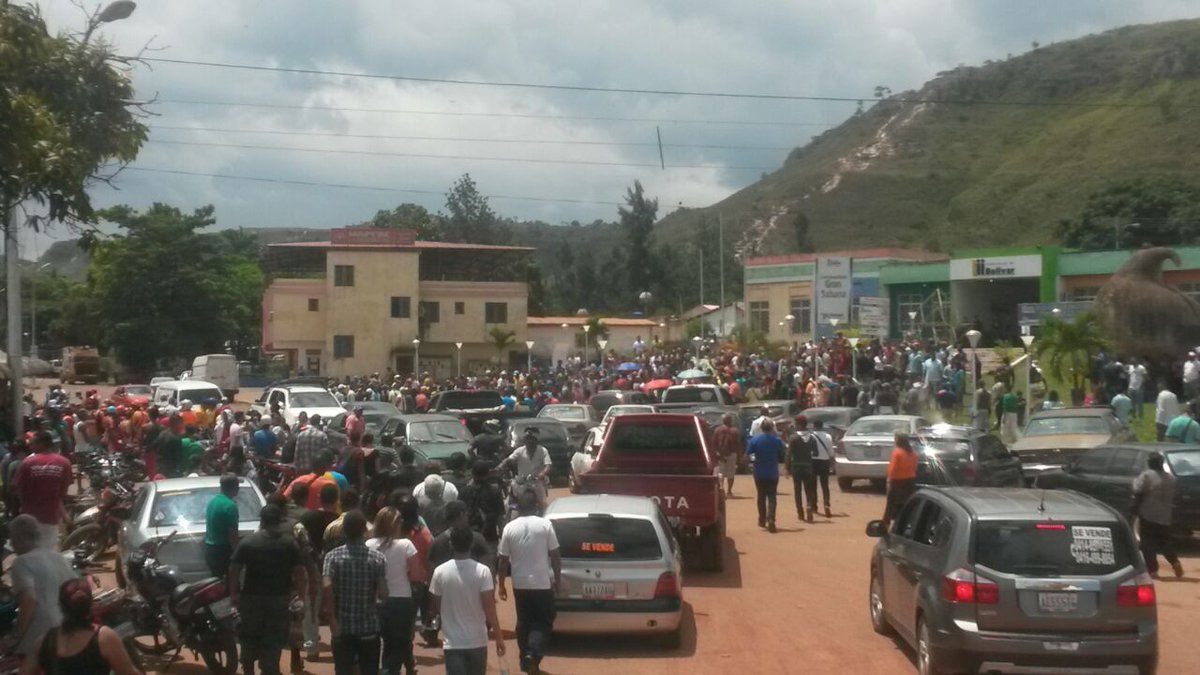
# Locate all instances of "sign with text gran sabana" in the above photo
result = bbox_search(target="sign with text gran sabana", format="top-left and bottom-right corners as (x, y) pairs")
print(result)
(949, 254), (1042, 280)
(815, 256), (852, 330)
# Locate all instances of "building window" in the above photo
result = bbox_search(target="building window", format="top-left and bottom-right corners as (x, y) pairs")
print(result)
(419, 301), (440, 324)
(308, 298), (319, 312)
(390, 296), (411, 318)
(897, 293), (924, 332)
(789, 297), (811, 334)
(485, 302), (508, 324)
(1068, 286), (1101, 302)
(455, 301), (465, 315)
(333, 335), (354, 359)
(749, 301), (770, 333)
(333, 265), (355, 287)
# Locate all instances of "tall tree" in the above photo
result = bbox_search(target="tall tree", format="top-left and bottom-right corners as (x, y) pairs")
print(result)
(1, 2), (147, 224)
(619, 181), (658, 304)
(366, 203), (442, 240)
(792, 211), (815, 253)
(444, 174), (507, 244)
(1057, 178), (1200, 249)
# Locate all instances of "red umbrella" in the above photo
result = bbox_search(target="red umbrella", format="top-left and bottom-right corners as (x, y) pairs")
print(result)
(645, 378), (674, 391)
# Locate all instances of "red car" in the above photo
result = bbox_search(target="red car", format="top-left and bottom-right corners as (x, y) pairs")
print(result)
(111, 384), (153, 409)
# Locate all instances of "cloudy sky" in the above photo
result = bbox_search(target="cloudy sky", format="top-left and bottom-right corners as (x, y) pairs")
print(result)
(30, 0), (1200, 250)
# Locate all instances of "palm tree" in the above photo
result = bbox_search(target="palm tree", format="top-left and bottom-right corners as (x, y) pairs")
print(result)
(1033, 312), (1109, 403)
(487, 326), (516, 366)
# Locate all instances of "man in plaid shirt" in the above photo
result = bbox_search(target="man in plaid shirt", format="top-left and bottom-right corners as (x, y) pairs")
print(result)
(293, 414), (329, 474)
(322, 510), (386, 675)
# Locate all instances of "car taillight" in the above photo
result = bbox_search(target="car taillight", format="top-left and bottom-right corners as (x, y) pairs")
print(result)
(195, 581), (228, 605)
(942, 568), (998, 604)
(1117, 573), (1156, 607)
(962, 464), (977, 482)
(654, 572), (680, 599)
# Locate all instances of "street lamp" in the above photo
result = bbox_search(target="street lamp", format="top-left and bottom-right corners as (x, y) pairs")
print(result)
(691, 335), (702, 361)
(582, 324), (591, 366)
(455, 342), (463, 377)
(829, 317), (840, 340)
(28, 262), (51, 359)
(83, 0), (137, 43)
(784, 313), (795, 337)
(848, 337), (860, 381)
(966, 329), (982, 426)
(597, 338), (608, 369)
(1020, 334), (1036, 424)
(412, 338), (420, 377)
(525, 340), (535, 373)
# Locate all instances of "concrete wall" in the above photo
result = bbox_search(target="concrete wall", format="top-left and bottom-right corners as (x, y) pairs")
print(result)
(745, 281), (812, 342)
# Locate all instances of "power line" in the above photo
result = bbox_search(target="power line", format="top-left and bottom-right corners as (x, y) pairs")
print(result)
(145, 139), (777, 170)
(149, 124), (795, 151)
(156, 98), (838, 128)
(141, 56), (1184, 109)
(122, 167), (636, 207)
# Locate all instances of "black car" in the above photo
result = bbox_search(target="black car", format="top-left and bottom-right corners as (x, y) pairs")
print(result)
(506, 418), (572, 485)
(326, 403), (404, 448)
(1034, 443), (1200, 534)
(914, 425), (1025, 487)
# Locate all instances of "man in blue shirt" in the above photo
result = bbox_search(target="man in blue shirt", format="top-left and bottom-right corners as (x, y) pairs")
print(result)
(746, 418), (785, 533)
(251, 422), (279, 459)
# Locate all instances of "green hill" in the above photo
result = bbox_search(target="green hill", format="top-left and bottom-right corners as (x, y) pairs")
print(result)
(656, 19), (1200, 255)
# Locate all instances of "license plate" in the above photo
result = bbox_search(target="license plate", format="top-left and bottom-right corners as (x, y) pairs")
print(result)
(581, 582), (615, 599)
(862, 447), (881, 459)
(1042, 641), (1080, 652)
(209, 598), (233, 619)
(1037, 592), (1078, 613)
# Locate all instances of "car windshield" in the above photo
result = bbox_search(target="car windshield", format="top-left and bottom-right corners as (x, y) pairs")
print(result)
(846, 419), (910, 437)
(541, 406), (586, 421)
(436, 392), (503, 409)
(917, 437), (971, 459)
(125, 385), (153, 396)
(1024, 416), (1110, 436)
(149, 487), (263, 528)
(664, 388), (720, 403)
(608, 422), (700, 453)
(513, 423), (569, 442)
(552, 516), (663, 560)
(290, 391), (340, 409)
(182, 387), (223, 405)
(605, 406), (653, 420)
(1168, 450), (1200, 476)
(407, 421), (472, 443)
(975, 520), (1134, 576)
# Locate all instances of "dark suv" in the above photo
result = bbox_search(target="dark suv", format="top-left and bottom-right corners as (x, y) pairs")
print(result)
(915, 425), (1025, 488)
(867, 488), (1157, 675)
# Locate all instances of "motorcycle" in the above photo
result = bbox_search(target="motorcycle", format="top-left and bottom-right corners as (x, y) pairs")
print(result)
(61, 484), (134, 561)
(121, 532), (239, 674)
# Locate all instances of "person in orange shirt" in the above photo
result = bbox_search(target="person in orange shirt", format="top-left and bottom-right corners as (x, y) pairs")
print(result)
(883, 432), (919, 527)
(178, 400), (199, 429)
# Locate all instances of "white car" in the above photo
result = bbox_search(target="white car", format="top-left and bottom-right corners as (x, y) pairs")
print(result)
(251, 384), (344, 426)
(151, 380), (226, 414)
(569, 426), (606, 492)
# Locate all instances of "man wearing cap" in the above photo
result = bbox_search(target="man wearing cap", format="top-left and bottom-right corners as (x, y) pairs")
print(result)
(713, 413), (745, 497)
(500, 429), (551, 507)
(230, 504), (310, 675)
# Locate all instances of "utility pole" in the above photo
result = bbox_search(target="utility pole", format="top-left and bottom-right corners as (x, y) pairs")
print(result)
(5, 209), (23, 437)
(698, 245), (705, 339)
(719, 215), (726, 337)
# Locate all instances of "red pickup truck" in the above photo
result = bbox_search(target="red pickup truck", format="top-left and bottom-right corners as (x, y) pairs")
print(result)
(574, 413), (726, 571)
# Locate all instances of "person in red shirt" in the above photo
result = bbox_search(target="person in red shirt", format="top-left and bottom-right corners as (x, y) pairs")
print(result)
(14, 431), (73, 550)
(344, 406), (366, 445)
(283, 452), (339, 511)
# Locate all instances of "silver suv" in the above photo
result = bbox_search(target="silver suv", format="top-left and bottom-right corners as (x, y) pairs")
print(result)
(866, 488), (1157, 675)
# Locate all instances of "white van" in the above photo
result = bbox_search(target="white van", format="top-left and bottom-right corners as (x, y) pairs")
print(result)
(189, 354), (239, 397)
(152, 380), (225, 412)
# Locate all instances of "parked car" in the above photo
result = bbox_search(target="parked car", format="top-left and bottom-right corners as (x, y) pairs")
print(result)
(250, 381), (344, 426)
(538, 404), (601, 446)
(378, 413), (472, 463)
(575, 413), (725, 571)
(506, 418), (573, 485)
(590, 390), (654, 416)
(835, 415), (930, 491)
(1034, 443), (1200, 535)
(326, 403), (404, 448)
(799, 406), (864, 442)
(599, 404), (657, 430)
(914, 425), (1025, 487)
(116, 476), (266, 586)
(152, 380), (226, 413)
(866, 487), (1157, 675)
(111, 384), (153, 409)
(1012, 407), (1135, 479)
(545, 494), (683, 647)
(657, 385), (736, 413)
(428, 389), (525, 435)
(738, 400), (802, 438)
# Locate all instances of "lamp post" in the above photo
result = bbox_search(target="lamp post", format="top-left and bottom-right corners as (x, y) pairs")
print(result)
(966, 329), (982, 426)
(83, 0), (137, 44)
(691, 335), (702, 361)
(848, 337), (860, 382)
(656, 321), (665, 348)
(597, 338), (608, 370)
(907, 311), (918, 340)
(455, 342), (463, 377)
(784, 313), (795, 340)
(582, 324), (591, 366)
(412, 338), (420, 377)
(830, 317), (840, 336)
(1020, 334), (1036, 424)
(525, 340), (535, 374)
(28, 262), (51, 359)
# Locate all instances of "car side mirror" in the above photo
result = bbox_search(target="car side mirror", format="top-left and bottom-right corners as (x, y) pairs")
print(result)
(866, 520), (888, 538)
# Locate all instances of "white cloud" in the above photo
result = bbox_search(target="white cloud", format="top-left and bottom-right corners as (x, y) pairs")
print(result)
(30, 0), (1200, 245)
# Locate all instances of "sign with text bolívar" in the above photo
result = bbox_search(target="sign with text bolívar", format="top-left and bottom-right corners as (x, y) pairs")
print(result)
(815, 256), (852, 330)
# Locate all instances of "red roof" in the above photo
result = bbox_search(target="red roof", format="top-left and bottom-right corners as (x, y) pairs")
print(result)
(529, 316), (659, 327)
(268, 241), (534, 252)
(744, 248), (944, 267)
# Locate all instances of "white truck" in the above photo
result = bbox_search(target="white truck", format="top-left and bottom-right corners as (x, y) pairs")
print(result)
(185, 354), (239, 399)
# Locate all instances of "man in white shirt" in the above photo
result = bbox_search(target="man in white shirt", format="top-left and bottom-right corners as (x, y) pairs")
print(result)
(1127, 359), (1149, 421)
(749, 405), (772, 438)
(500, 429), (551, 506)
(431, 526), (505, 675)
(810, 420), (835, 517)
(1155, 384), (1180, 442)
(1185, 352), (1200, 401)
(498, 492), (561, 675)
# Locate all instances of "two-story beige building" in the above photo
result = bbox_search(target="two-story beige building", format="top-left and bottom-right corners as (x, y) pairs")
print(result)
(262, 227), (533, 379)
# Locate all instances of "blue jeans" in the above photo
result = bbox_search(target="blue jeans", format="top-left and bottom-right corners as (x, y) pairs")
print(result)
(1130, 388), (1145, 419)
(331, 633), (380, 675)
(444, 647), (488, 675)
